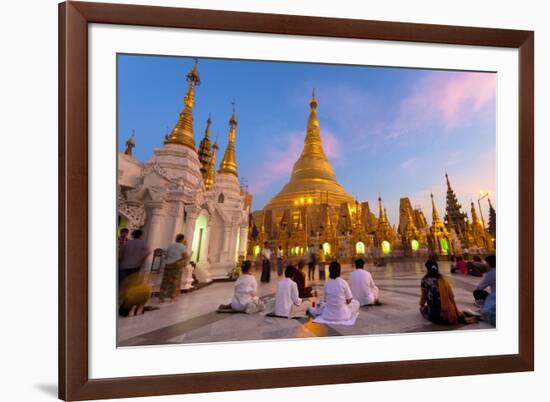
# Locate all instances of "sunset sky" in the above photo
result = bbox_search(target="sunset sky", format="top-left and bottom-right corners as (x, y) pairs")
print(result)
(117, 54), (497, 225)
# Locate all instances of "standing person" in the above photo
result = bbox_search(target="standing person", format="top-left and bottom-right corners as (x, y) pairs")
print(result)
(318, 244), (326, 280)
(293, 260), (313, 298)
(307, 244), (317, 281)
(318, 261), (359, 321)
(349, 258), (380, 306)
(118, 227), (129, 259)
(260, 241), (272, 283)
(220, 260), (264, 313)
(119, 229), (151, 288)
(276, 245), (284, 277)
(159, 234), (189, 303)
(473, 255), (496, 306)
(274, 265), (312, 318)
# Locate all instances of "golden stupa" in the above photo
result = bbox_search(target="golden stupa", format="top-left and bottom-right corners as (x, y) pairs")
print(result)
(264, 91), (355, 211)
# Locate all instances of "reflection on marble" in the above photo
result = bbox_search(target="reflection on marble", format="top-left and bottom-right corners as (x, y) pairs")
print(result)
(118, 261), (494, 347)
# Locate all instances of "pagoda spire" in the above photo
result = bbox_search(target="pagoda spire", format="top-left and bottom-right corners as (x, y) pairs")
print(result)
(431, 193), (442, 225)
(197, 114), (213, 179)
(488, 198), (496, 236)
(205, 136), (218, 189)
(443, 171), (467, 235)
(124, 129), (135, 156)
(164, 60), (201, 149)
(218, 100), (239, 176)
(378, 196), (386, 222)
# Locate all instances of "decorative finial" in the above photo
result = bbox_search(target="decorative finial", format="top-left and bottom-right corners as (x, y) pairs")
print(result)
(310, 89), (318, 109)
(229, 99), (237, 126)
(124, 129), (136, 156)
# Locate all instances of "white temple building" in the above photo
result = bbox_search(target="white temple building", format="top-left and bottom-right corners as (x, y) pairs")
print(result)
(117, 62), (250, 287)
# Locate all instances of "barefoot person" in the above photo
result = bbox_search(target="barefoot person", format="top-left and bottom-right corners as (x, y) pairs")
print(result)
(318, 261), (359, 321)
(274, 265), (312, 318)
(349, 258), (380, 306)
(220, 260), (264, 313)
(419, 259), (476, 325)
(293, 260), (313, 298)
(159, 234), (188, 302)
(260, 242), (272, 283)
(118, 229), (151, 289)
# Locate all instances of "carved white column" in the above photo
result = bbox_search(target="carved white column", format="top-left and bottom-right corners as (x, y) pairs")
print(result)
(220, 226), (231, 262)
(195, 219), (213, 283)
(238, 225), (249, 258)
(181, 207), (198, 290)
(141, 201), (166, 272)
(170, 201), (185, 241)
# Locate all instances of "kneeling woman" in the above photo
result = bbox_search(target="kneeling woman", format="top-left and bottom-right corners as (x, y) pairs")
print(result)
(318, 261), (359, 321)
(419, 259), (475, 325)
(220, 260), (264, 314)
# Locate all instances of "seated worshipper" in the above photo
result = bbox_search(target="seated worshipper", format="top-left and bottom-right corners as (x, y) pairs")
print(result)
(274, 265), (312, 318)
(159, 234), (189, 302)
(219, 260), (264, 313)
(118, 229), (151, 288)
(293, 259), (313, 298)
(473, 255), (496, 306)
(419, 260), (477, 325)
(451, 255), (468, 275)
(480, 292), (496, 326)
(119, 272), (151, 317)
(317, 261), (359, 321)
(349, 258), (380, 306)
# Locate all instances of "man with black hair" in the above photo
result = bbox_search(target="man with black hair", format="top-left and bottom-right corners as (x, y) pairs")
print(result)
(119, 229), (151, 287)
(474, 254), (496, 306)
(274, 265), (312, 318)
(159, 233), (189, 302)
(349, 258), (380, 306)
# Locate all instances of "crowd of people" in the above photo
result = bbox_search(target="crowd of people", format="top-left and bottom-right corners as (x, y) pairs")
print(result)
(118, 230), (497, 328)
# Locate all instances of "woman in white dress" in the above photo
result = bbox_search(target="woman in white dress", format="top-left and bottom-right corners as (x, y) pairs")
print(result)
(320, 261), (360, 321)
(220, 260), (264, 314)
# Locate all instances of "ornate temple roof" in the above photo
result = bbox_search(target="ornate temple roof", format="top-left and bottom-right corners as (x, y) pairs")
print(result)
(218, 102), (239, 177)
(263, 91), (355, 210)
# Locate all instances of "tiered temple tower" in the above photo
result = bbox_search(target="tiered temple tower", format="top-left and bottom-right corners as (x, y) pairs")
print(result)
(429, 193), (453, 255)
(443, 172), (467, 238)
(197, 115), (212, 180)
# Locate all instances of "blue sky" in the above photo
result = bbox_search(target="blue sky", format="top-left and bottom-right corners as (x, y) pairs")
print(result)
(118, 54), (496, 225)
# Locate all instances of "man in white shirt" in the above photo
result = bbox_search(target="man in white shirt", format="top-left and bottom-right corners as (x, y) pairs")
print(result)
(159, 234), (188, 302)
(349, 258), (380, 306)
(276, 245), (284, 276)
(274, 266), (312, 318)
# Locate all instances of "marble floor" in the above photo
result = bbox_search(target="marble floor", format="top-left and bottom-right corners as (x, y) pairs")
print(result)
(118, 261), (494, 347)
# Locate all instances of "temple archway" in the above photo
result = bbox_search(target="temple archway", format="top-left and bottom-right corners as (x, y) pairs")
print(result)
(355, 241), (365, 254)
(440, 237), (450, 255)
(411, 239), (420, 252)
(322, 242), (331, 256)
(191, 214), (208, 263)
(381, 240), (391, 255)
(253, 244), (261, 257)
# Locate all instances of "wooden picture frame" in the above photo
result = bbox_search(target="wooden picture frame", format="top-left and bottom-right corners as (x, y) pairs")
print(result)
(59, 1), (534, 400)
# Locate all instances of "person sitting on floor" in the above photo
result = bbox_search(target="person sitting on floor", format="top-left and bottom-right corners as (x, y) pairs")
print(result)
(473, 255), (496, 307)
(451, 255), (468, 275)
(274, 265), (312, 318)
(316, 261), (359, 321)
(293, 259), (313, 298)
(419, 259), (477, 325)
(219, 260), (264, 314)
(349, 258), (380, 306)
(119, 272), (151, 317)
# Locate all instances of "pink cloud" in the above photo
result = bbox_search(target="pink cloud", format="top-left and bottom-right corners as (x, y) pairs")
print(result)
(399, 72), (496, 129)
(247, 129), (343, 197)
